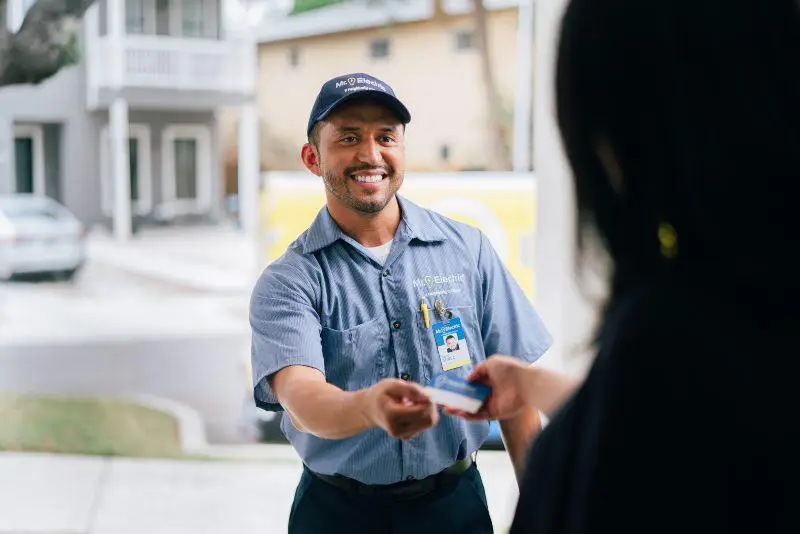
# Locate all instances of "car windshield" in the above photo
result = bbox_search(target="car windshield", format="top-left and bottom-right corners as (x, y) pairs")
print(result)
(0, 198), (69, 222)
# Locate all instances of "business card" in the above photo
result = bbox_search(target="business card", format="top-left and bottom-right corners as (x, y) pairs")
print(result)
(423, 373), (491, 414)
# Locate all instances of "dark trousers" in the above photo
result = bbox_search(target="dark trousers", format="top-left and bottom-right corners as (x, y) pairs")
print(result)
(289, 463), (494, 534)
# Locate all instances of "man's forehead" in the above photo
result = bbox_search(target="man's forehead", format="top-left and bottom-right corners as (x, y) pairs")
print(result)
(325, 101), (403, 127)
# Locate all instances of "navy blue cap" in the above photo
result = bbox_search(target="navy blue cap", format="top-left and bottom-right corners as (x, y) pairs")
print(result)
(306, 73), (411, 138)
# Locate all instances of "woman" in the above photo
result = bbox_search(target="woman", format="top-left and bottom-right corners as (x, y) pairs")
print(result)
(451, 0), (800, 531)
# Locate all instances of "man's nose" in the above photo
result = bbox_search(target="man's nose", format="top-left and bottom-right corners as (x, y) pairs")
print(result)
(356, 139), (383, 166)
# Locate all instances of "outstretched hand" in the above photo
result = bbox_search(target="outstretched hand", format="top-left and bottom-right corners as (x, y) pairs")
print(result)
(444, 355), (528, 421)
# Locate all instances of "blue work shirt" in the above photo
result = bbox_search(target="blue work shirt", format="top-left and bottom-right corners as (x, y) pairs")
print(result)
(250, 196), (552, 485)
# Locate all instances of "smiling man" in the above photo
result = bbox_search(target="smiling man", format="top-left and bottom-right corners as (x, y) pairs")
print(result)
(249, 73), (553, 533)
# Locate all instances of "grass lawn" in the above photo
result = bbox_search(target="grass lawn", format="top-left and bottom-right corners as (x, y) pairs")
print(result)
(0, 394), (183, 458)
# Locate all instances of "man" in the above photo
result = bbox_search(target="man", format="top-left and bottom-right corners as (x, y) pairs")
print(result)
(250, 72), (552, 533)
(446, 335), (460, 353)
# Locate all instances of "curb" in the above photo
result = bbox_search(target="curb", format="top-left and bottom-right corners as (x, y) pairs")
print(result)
(117, 394), (208, 455)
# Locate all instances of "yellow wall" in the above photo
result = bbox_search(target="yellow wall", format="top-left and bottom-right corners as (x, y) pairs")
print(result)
(252, 9), (523, 172)
(260, 171), (539, 299)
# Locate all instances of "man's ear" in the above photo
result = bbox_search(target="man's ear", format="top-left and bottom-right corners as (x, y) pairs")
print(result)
(301, 143), (322, 176)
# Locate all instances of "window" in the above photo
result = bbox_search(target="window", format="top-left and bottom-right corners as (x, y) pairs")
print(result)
(455, 30), (474, 51)
(13, 125), (44, 196)
(370, 38), (390, 59)
(129, 139), (140, 202)
(14, 138), (34, 194)
(126, 0), (146, 34)
(181, 0), (204, 37)
(99, 124), (152, 217)
(159, 125), (212, 218)
(288, 46), (301, 68)
(173, 139), (198, 200)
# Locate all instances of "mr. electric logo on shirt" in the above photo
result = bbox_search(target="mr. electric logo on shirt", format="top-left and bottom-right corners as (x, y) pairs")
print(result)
(412, 273), (466, 296)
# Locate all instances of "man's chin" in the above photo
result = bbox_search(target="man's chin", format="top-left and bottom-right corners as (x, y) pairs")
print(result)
(352, 201), (388, 214)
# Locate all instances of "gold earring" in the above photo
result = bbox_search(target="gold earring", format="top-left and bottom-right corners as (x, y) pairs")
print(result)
(658, 222), (678, 259)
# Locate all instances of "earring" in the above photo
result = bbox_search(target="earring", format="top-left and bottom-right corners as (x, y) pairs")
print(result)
(658, 222), (678, 259)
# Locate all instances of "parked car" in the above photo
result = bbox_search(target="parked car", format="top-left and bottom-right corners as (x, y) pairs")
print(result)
(0, 194), (86, 281)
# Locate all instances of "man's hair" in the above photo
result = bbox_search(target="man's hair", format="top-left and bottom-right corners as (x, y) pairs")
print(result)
(446, 335), (456, 342)
(308, 121), (325, 148)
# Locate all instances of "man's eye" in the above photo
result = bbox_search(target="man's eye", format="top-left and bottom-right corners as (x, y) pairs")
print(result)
(341, 136), (358, 143)
(379, 136), (396, 143)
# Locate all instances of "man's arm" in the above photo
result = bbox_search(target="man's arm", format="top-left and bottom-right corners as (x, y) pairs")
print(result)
(270, 365), (439, 441)
(499, 406), (541, 483)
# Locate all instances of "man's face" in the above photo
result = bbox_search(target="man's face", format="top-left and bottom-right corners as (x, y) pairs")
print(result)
(303, 101), (406, 215)
(446, 337), (458, 350)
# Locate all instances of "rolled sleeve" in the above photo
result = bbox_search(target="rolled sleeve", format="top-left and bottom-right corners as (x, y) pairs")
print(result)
(478, 231), (553, 364)
(250, 264), (324, 411)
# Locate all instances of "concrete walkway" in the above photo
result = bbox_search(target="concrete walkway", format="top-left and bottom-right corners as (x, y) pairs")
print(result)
(85, 224), (261, 295)
(0, 448), (519, 534)
(0, 451), (302, 534)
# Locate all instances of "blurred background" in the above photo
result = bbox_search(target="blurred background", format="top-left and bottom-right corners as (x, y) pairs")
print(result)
(0, 0), (597, 532)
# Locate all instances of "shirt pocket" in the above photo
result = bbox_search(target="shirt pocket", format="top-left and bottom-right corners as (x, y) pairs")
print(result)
(321, 317), (387, 391)
(414, 296), (486, 383)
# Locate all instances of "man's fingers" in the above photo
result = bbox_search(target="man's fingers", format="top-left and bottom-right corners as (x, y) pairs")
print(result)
(383, 380), (430, 403)
(466, 364), (489, 384)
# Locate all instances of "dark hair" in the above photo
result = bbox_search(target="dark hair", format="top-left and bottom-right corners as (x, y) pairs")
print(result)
(446, 335), (456, 342)
(308, 121), (325, 148)
(556, 0), (800, 303)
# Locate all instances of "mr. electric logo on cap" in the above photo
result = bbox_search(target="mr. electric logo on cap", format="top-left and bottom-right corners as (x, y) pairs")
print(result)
(334, 76), (389, 92)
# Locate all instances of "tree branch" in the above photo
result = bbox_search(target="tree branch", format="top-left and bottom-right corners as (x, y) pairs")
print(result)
(0, 0), (97, 87)
(0, 0), (8, 32)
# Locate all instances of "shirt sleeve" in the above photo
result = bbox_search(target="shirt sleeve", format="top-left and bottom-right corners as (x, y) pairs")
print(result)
(250, 262), (324, 411)
(477, 230), (553, 363)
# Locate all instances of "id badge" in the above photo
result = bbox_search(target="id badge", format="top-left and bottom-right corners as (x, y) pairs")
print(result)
(432, 317), (471, 371)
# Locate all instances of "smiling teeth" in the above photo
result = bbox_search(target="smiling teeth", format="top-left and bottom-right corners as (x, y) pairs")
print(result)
(354, 175), (383, 183)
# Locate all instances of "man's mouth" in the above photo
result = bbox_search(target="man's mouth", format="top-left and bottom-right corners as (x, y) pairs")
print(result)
(350, 171), (387, 184)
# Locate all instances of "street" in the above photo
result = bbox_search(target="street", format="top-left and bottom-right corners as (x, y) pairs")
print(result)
(0, 228), (257, 443)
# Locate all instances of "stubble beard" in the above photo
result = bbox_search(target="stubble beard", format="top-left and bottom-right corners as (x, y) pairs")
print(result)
(322, 166), (402, 214)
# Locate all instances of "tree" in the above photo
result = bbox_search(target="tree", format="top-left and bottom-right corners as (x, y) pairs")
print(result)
(471, 0), (511, 170)
(0, 0), (96, 87)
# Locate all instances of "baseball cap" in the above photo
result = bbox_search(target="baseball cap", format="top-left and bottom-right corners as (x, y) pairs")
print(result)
(306, 73), (411, 138)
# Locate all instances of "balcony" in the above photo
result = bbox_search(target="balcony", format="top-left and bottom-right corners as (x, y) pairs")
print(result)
(83, 3), (257, 110)
(91, 35), (255, 92)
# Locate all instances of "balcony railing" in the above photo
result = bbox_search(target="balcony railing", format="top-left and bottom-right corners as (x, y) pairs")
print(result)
(89, 35), (256, 95)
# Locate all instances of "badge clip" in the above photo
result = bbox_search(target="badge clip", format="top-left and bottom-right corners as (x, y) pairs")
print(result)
(434, 299), (453, 320)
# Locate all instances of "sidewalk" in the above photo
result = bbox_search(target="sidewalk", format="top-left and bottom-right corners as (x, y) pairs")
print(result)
(0, 451), (302, 534)
(0, 448), (518, 533)
(85, 224), (261, 294)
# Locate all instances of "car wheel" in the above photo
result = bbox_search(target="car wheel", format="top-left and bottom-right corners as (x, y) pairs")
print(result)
(54, 267), (81, 282)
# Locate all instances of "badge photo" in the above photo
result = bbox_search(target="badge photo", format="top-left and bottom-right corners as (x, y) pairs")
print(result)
(432, 317), (471, 371)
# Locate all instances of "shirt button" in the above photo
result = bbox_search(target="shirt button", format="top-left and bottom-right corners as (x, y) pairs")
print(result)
(382, 269), (390, 277)
(392, 320), (402, 329)
(400, 372), (410, 381)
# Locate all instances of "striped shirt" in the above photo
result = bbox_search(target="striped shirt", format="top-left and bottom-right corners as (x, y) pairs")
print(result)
(250, 196), (552, 485)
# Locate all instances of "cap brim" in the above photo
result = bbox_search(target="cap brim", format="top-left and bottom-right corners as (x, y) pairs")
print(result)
(313, 90), (411, 130)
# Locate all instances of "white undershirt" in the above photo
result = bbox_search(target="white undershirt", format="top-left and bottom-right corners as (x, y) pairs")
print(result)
(366, 240), (393, 265)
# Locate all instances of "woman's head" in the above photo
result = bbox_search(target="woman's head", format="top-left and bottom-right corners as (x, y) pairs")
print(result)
(557, 0), (800, 296)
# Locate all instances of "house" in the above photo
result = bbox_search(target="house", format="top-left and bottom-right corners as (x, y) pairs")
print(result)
(245, 0), (530, 172)
(0, 0), (259, 239)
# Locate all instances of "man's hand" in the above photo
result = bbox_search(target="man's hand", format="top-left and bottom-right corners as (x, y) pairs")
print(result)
(360, 378), (439, 440)
(445, 355), (529, 421)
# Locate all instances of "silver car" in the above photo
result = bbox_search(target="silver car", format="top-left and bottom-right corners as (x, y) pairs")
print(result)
(0, 194), (86, 281)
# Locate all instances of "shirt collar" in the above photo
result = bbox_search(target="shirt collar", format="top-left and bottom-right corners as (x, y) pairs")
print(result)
(302, 195), (447, 255)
